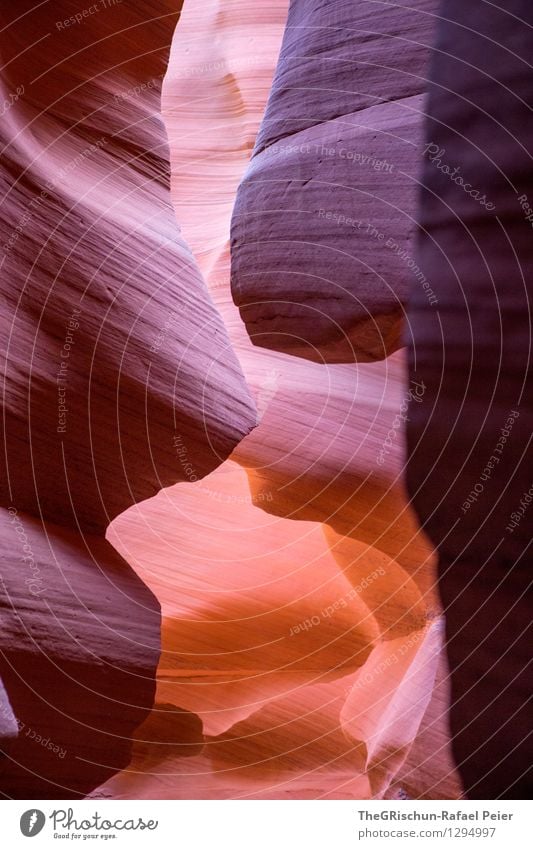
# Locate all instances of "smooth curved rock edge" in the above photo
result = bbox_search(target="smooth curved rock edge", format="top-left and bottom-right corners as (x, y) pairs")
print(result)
(231, 0), (439, 363)
(0, 508), (160, 798)
(0, 0), (255, 798)
(0, 0), (256, 533)
(88, 0), (461, 801)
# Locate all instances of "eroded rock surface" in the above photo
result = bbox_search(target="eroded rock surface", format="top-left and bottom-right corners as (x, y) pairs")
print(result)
(90, 0), (460, 801)
(231, 0), (438, 363)
(0, 0), (254, 798)
(0, 678), (17, 772)
(406, 0), (533, 799)
(0, 0), (255, 533)
(0, 508), (160, 798)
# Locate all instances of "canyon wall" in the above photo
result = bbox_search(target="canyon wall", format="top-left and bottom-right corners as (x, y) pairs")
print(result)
(0, 0), (254, 797)
(231, 0), (439, 363)
(91, 0), (460, 801)
(406, 0), (533, 798)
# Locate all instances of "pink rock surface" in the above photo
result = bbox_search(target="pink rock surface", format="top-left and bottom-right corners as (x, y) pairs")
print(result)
(0, 0), (255, 534)
(91, 0), (460, 800)
(2, 0), (497, 803)
(95, 461), (458, 800)
(0, 507), (160, 798)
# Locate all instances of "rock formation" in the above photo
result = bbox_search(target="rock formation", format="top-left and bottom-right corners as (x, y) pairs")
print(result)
(0, 0), (255, 797)
(3, 0), (528, 804)
(0, 679), (17, 769)
(0, 508), (160, 798)
(90, 0), (460, 800)
(231, 0), (439, 363)
(0, 0), (255, 533)
(406, 0), (533, 799)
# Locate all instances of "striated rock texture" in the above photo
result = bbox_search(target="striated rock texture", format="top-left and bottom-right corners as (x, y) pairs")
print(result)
(91, 0), (461, 800)
(8, 0), (529, 803)
(406, 1), (533, 798)
(0, 0), (254, 798)
(0, 508), (160, 799)
(92, 463), (453, 800)
(231, 0), (439, 363)
(0, 0), (255, 534)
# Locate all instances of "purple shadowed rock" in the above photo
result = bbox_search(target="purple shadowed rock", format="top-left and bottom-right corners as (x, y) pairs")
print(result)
(0, 0), (255, 534)
(231, 0), (438, 363)
(0, 508), (160, 799)
(406, 0), (533, 800)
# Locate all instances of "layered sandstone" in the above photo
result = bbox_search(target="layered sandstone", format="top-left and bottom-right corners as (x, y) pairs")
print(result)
(90, 0), (460, 801)
(0, 679), (17, 771)
(0, 508), (160, 798)
(0, 0), (255, 533)
(406, 0), (533, 799)
(231, 0), (439, 363)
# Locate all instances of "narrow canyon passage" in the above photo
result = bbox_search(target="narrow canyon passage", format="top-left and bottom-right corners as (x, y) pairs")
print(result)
(94, 0), (460, 800)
